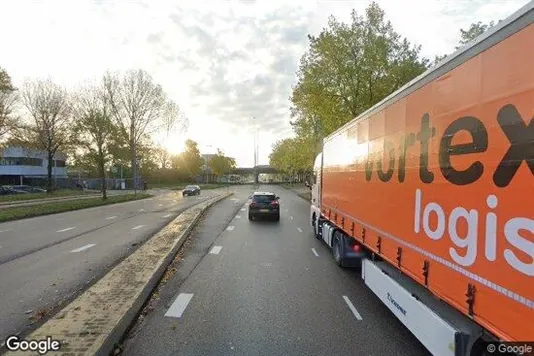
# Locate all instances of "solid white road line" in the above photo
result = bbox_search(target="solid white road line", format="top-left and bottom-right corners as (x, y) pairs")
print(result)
(57, 227), (75, 233)
(165, 293), (194, 318)
(106, 216), (117, 220)
(210, 246), (223, 254)
(70, 244), (96, 253)
(163, 214), (172, 218)
(312, 248), (319, 257)
(298, 227), (303, 232)
(132, 225), (146, 230)
(343, 296), (363, 321)
(235, 215), (241, 219)
(226, 226), (235, 231)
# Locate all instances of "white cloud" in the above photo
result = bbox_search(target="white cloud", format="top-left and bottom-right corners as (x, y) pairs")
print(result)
(0, 0), (529, 166)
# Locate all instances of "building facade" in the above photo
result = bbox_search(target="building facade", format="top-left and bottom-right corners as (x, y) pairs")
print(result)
(0, 147), (68, 185)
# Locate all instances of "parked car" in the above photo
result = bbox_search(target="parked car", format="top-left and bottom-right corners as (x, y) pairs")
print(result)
(248, 192), (280, 221)
(9, 185), (47, 193)
(182, 185), (201, 196)
(0, 186), (29, 195)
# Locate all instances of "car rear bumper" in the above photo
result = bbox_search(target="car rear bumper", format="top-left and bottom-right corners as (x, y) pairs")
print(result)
(249, 209), (279, 216)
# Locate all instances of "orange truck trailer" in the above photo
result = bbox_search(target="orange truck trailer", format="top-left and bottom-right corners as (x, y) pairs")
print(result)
(309, 3), (533, 355)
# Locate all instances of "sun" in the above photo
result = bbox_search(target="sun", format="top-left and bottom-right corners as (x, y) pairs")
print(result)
(162, 133), (186, 155)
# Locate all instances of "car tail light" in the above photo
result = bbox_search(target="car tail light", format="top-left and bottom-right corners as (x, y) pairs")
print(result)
(353, 244), (361, 252)
(271, 200), (279, 206)
(249, 203), (257, 208)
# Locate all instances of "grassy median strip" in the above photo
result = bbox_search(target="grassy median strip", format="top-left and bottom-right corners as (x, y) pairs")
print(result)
(0, 189), (98, 203)
(0, 193), (152, 223)
(170, 183), (226, 190)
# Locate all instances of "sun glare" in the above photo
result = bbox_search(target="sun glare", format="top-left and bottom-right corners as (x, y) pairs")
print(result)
(163, 134), (186, 155)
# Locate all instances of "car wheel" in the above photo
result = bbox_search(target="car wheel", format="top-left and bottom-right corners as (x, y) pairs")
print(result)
(274, 214), (280, 222)
(248, 213), (254, 221)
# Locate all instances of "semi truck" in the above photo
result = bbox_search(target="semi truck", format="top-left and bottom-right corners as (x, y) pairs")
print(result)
(309, 2), (533, 356)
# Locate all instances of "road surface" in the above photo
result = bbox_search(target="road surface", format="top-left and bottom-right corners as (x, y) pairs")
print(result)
(0, 186), (240, 344)
(123, 185), (430, 356)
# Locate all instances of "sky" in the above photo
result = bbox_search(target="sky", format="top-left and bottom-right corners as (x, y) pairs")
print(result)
(0, 0), (530, 167)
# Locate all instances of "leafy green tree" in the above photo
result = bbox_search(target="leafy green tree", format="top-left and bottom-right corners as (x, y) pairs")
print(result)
(456, 21), (495, 49)
(176, 139), (204, 181)
(290, 1), (429, 141)
(208, 149), (236, 181)
(71, 80), (118, 199)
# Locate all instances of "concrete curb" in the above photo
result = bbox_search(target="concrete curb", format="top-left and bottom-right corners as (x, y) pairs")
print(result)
(5, 192), (232, 356)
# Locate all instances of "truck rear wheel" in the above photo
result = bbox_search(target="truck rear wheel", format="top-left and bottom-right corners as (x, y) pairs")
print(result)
(332, 231), (345, 267)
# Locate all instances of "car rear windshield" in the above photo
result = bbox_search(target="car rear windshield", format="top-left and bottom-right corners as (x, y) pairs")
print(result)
(253, 195), (276, 203)
(185, 185), (196, 189)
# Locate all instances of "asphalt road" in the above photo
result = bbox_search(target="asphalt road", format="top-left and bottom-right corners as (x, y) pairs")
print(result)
(123, 185), (430, 356)
(0, 186), (236, 344)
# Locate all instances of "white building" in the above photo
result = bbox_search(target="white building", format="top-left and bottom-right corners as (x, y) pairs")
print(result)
(0, 146), (68, 185)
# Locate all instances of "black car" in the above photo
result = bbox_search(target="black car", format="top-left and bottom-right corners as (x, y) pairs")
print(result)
(248, 192), (280, 221)
(182, 185), (201, 196)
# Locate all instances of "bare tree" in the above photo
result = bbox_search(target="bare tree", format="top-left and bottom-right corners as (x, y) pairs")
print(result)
(0, 67), (18, 143)
(155, 100), (189, 169)
(15, 78), (71, 191)
(71, 79), (117, 199)
(103, 69), (169, 192)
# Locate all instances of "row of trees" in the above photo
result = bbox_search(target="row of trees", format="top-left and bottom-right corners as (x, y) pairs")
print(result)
(269, 1), (498, 176)
(0, 67), (233, 198)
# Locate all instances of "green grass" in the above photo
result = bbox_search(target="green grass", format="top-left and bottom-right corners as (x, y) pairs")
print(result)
(298, 191), (312, 202)
(0, 189), (97, 203)
(0, 193), (152, 223)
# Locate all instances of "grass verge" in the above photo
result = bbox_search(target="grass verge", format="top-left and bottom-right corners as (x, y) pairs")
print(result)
(0, 189), (97, 203)
(298, 192), (312, 202)
(0, 193), (152, 223)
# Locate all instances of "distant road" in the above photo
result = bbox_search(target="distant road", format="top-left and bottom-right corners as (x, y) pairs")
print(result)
(0, 187), (234, 343)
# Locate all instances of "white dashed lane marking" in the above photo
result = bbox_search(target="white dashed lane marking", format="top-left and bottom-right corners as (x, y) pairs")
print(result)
(297, 227), (303, 232)
(226, 226), (235, 231)
(210, 246), (223, 254)
(106, 216), (117, 220)
(165, 293), (194, 318)
(343, 296), (363, 321)
(70, 244), (96, 253)
(132, 225), (146, 230)
(312, 248), (319, 257)
(57, 227), (75, 233)
(163, 214), (172, 218)
(235, 215), (241, 219)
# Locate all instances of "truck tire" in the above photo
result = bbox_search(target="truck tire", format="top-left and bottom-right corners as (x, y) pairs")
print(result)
(332, 231), (346, 267)
(312, 215), (321, 240)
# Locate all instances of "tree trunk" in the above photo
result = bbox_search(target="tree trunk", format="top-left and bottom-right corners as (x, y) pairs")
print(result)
(47, 151), (54, 193)
(130, 138), (137, 193)
(99, 152), (107, 200)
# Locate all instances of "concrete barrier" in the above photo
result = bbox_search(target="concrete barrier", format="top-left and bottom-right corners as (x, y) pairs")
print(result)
(5, 193), (232, 355)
